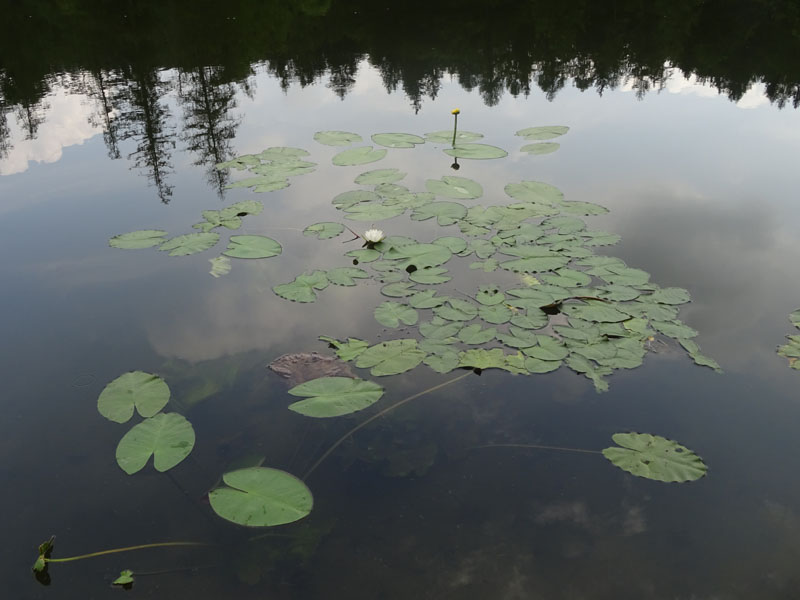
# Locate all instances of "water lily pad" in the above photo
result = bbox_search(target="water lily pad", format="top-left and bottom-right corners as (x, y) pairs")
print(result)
(223, 236), (282, 259)
(500, 256), (570, 273)
(355, 168), (406, 185)
(346, 248), (381, 262)
(457, 324), (497, 344)
(209, 467), (313, 526)
(419, 319), (463, 339)
(424, 351), (461, 374)
(409, 267), (451, 284)
(112, 570), (134, 586)
(562, 302), (630, 323)
(326, 267), (370, 286)
(425, 176), (483, 199)
(273, 271), (329, 302)
(355, 339), (425, 376)
(288, 376), (384, 417)
(559, 201), (609, 216)
(505, 181), (564, 205)
(411, 201), (468, 226)
(652, 320), (698, 339)
(516, 126), (570, 140)
(522, 335), (569, 360)
(649, 287), (691, 305)
(319, 336), (370, 361)
(381, 281), (417, 298)
(524, 357), (562, 373)
(521, 142), (560, 155)
(458, 348), (508, 370)
(602, 433), (707, 482)
(209, 256), (232, 278)
(424, 130), (484, 144)
(226, 175), (290, 193)
(333, 146), (387, 166)
(385, 243), (453, 269)
(371, 133), (425, 148)
(333, 189), (381, 209)
(116, 412), (195, 474)
(110, 230), (167, 249)
(314, 130), (362, 146)
(304, 222), (346, 240)
(409, 290), (450, 309)
(510, 310), (549, 329)
(159, 233), (220, 256)
(344, 203), (406, 221)
(444, 143), (508, 160)
(435, 299), (478, 322)
(478, 304), (512, 325)
(258, 147), (310, 161)
(98, 371), (171, 423)
(375, 302), (418, 328)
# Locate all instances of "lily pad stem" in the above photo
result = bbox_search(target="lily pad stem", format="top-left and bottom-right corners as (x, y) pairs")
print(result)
(303, 371), (472, 480)
(44, 541), (211, 564)
(472, 443), (601, 455)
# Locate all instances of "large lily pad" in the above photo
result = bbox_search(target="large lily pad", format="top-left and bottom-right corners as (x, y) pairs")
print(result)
(159, 233), (220, 256)
(109, 230), (167, 249)
(332, 146), (387, 166)
(208, 467), (313, 527)
(425, 176), (483, 199)
(384, 243), (453, 269)
(273, 271), (329, 303)
(314, 130), (362, 146)
(444, 143), (508, 160)
(602, 433), (707, 482)
(326, 267), (370, 286)
(288, 376), (384, 417)
(343, 203), (406, 221)
(98, 371), (170, 423)
(411, 202), (468, 226)
(222, 236), (282, 259)
(116, 412), (195, 475)
(374, 302), (418, 328)
(505, 181), (564, 205)
(355, 339), (425, 376)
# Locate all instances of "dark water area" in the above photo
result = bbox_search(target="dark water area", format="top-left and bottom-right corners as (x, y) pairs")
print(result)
(3, 2), (800, 599)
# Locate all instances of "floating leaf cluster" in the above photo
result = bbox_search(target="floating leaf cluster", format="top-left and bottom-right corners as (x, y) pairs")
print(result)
(778, 308), (800, 369)
(219, 146), (317, 192)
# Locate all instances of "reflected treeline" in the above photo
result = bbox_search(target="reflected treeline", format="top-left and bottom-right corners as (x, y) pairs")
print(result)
(2, 0), (800, 198)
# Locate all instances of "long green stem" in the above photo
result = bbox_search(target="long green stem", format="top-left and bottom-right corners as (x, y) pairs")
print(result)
(472, 443), (601, 455)
(303, 372), (472, 480)
(451, 113), (459, 147)
(45, 542), (211, 564)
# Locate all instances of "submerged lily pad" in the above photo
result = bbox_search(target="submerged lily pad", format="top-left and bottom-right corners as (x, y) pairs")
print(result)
(98, 371), (171, 423)
(444, 143), (508, 160)
(109, 230), (167, 249)
(516, 126), (570, 140)
(288, 376), (384, 417)
(209, 256), (232, 278)
(159, 233), (220, 256)
(209, 467), (313, 526)
(371, 133), (425, 148)
(602, 433), (707, 482)
(314, 131), (362, 146)
(332, 146), (387, 166)
(223, 236), (282, 259)
(521, 143), (560, 155)
(116, 412), (195, 475)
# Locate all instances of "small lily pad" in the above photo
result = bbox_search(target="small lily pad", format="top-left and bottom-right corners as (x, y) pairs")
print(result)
(521, 142), (560, 155)
(371, 133), (425, 148)
(424, 130), (484, 144)
(159, 233), (220, 256)
(209, 256), (232, 278)
(314, 130), (362, 146)
(110, 230), (167, 249)
(444, 143), (508, 160)
(98, 371), (171, 424)
(333, 146), (387, 166)
(425, 176), (483, 199)
(355, 168), (406, 185)
(516, 126), (570, 140)
(304, 222), (346, 240)
(326, 267), (370, 286)
(355, 339), (426, 376)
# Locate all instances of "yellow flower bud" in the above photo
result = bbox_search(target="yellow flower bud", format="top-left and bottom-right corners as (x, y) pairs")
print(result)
(451, 108), (460, 115)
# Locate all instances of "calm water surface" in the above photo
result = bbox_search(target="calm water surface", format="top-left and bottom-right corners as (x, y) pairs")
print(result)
(3, 3), (800, 599)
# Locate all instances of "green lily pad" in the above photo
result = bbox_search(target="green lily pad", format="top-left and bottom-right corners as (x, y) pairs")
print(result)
(116, 412), (195, 475)
(409, 267), (451, 284)
(257, 147), (310, 161)
(355, 168), (406, 185)
(521, 142), (560, 155)
(333, 189), (381, 209)
(159, 233), (220, 256)
(371, 133), (425, 148)
(110, 230), (167, 249)
(602, 433), (707, 482)
(375, 302), (418, 328)
(209, 467), (313, 527)
(288, 376), (384, 417)
(314, 130), (362, 146)
(431, 236), (468, 254)
(522, 335), (569, 360)
(649, 287), (691, 305)
(332, 146), (387, 166)
(319, 336), (370, 361)
(425, 176), (483, 199)
(652, 320), (698, 339)
(409, 290), (450, 309)
(444, 143), (508, 160)
(435, 299), (478, 322)
(476, 286), (506, 306)
(458, 348), (508, 370)
(510, 310), (549, 329)
(326, 267), (370, 286)
(559, 200), (609, 216)
(505, 181), (564, 205)
(478, 304), (513, 324)
(562, 302), (631, 323)
(273, 271), (329, 302)
(194, 200), (264, 232)
(343, 203), (406, 221)
(524, 357), (562, 373)
(419, 319), (463, 339)
(381, 281), (417, 298)
(304, 222), (346, 240)
(790, 309), (800, 328)
(411, 201), (468, 226)
(355, 339), (426, 376)
(98, 371), (171, 423)
(516, 126), (569, 140)
(424, 351), (461, 374)
(223, 236), (282, 259)
(500, 256), (570, 273)
(457, 324), (497, 344)
(385, 243), (453, 269)
(424, 130), (484, 144)
(112, 570), (134, 586)
(209, 256), (232, 278)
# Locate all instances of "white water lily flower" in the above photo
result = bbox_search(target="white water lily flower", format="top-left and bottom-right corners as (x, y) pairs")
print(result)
(363, 228), (385, 243)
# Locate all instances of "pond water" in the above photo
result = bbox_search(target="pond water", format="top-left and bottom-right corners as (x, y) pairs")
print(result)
(4, 2), (800, 598)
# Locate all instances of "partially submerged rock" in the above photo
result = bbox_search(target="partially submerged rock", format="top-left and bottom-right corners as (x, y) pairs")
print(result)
(268, 351), (355, 387)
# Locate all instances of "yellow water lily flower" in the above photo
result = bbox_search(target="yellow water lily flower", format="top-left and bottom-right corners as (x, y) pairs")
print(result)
(451, 108), (460, 115)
